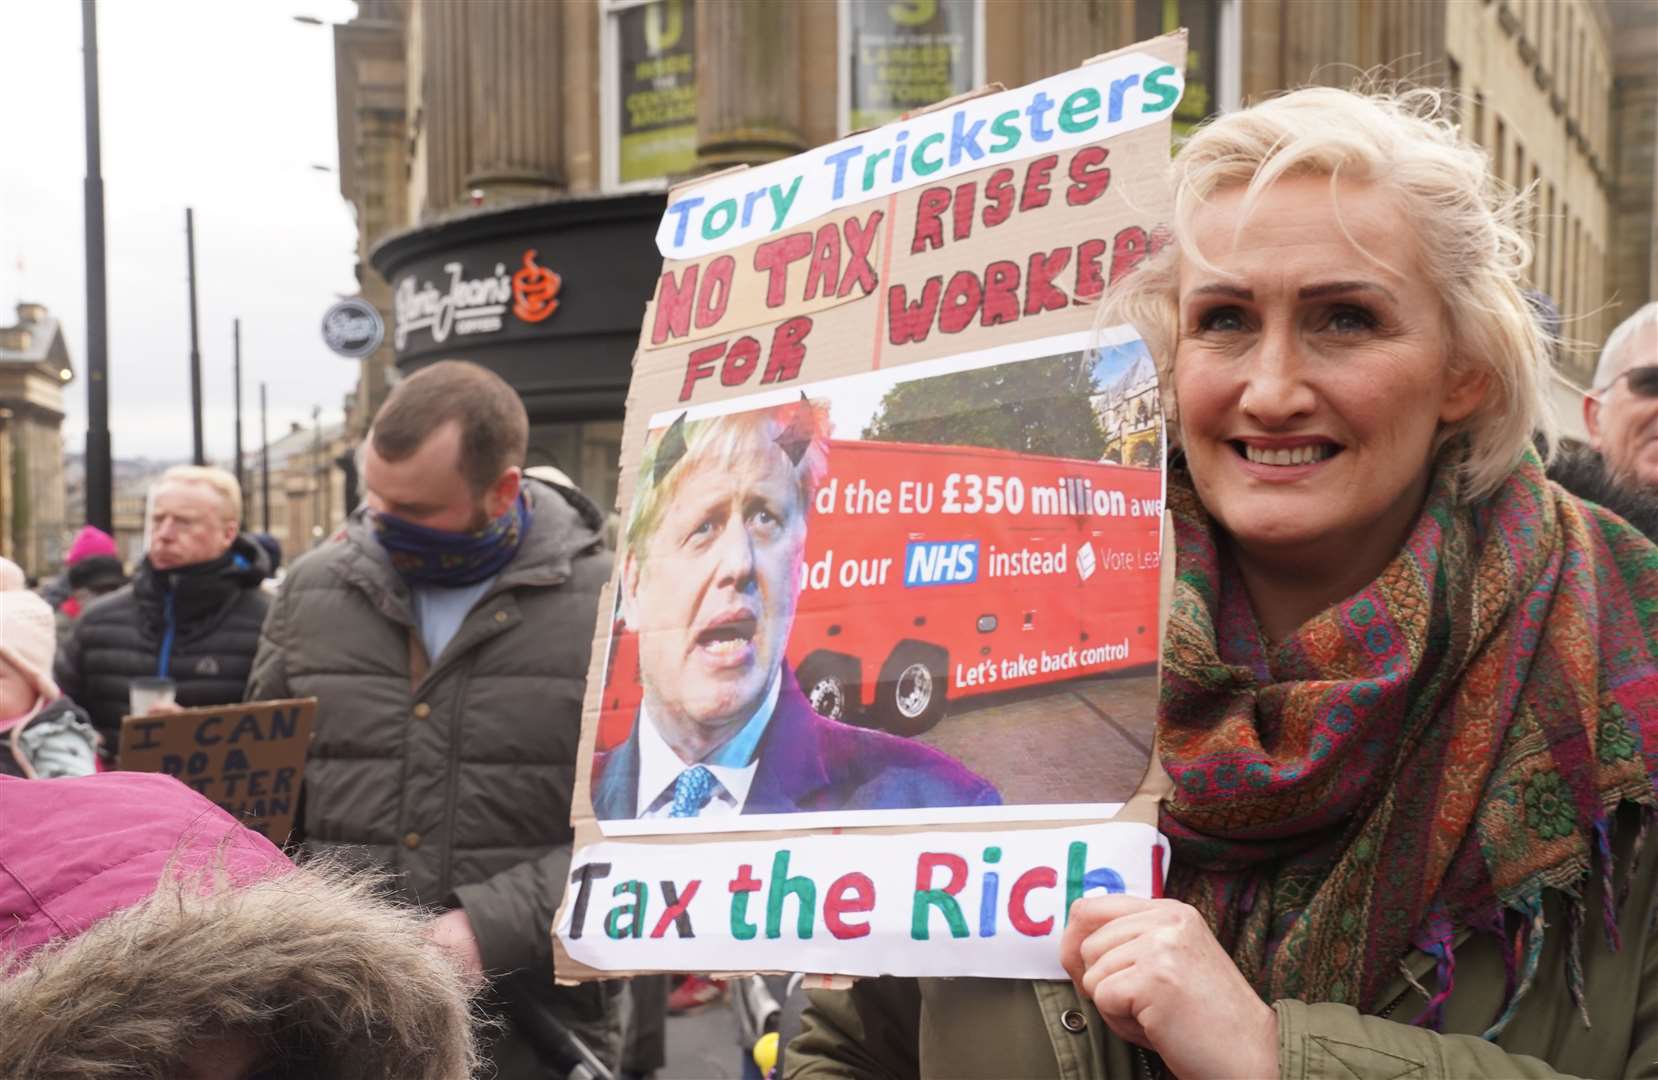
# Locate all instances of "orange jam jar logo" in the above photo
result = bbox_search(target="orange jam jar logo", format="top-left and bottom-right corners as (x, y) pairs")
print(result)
(512, 249), (562, 324)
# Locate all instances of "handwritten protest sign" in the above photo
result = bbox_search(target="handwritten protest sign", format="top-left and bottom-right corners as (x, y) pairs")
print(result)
(557, 31), (1184, 980)
(119, 698), (316, 844)
(559, 823), (1166, 979)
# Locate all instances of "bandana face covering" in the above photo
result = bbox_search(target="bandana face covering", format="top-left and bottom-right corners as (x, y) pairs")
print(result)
(373, 494), (531, 587)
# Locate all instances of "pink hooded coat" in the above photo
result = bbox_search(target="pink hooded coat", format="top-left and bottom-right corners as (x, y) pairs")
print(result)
(0, 772), (478, 1079)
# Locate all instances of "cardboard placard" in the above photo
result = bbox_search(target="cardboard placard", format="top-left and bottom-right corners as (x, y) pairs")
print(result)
(556, 31), (1185, 981)
(118, 698), (317, 844)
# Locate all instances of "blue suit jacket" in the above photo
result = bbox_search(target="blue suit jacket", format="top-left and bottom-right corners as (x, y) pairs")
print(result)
(591, 666), (1001, 819)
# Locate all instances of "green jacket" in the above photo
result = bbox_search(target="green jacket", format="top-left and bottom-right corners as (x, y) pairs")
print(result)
(248, 479), (620, 1076)
(789, 800), (1658, 1079)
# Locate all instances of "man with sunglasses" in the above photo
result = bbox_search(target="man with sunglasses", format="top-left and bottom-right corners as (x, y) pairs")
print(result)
(1586, 303), (1658, 489)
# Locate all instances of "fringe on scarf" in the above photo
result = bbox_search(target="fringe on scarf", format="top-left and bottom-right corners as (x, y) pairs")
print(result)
(1566, 896), (1592, 1030)
(1481, 892), (1545, 1041)
(1409, 908), (1457, 1030)
(1472, 809), (1648, 1040)
(1596, 816), (1622, 952)
(1623, 804), (1653, 916)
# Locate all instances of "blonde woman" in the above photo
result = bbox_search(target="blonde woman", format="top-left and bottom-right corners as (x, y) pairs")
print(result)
(788, 85), (1658, 1080)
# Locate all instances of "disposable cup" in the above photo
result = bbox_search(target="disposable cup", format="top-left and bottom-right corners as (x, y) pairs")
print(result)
(129, 677), (178, 716)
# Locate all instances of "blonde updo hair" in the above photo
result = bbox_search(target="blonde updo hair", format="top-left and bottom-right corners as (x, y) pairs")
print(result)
(1105, 84), (1552, 501)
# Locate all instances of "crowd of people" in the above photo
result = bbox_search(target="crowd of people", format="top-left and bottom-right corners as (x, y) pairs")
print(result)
(0, 80), (1655, 1080)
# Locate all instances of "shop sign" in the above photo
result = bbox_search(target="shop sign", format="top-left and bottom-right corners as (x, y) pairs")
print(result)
(392, 249), (564, 352)
(617, 0), (697, 184)
(847, 0), (978, 132)
(320, 298), (385, 359)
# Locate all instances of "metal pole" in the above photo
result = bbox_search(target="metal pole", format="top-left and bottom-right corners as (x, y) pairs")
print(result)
(81, 0), (112, 534)
(260, 382), (270, 532)
(185, 208), (204, 466)
(233, 318), (245, 521)
(311, 405), (322, 545)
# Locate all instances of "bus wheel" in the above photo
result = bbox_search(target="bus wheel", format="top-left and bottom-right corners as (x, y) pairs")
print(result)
(797, 654), (858, 724)
(874, 644), (947, 737)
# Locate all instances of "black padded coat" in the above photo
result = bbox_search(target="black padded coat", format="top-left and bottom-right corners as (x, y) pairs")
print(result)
(55, 535), (271, 756)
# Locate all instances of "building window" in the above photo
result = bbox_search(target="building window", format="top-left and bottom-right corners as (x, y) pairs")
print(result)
(1547, 0), (1557, 79)
(1494, 117), (1507, 193)
(1472, 90), (1485, 146)
(1569, 212), (1581, 318)
(838, 0), (984, 136)
(1544, 183), (1556, 300)
(1216, 0), (1242, 113)
(1564, 7), (1575, 117)
(602, 0), (698, 190)
(528, 419), (624, 528)
(1576, 26), (1586, 117)
(1529, 164), (1541, 285)
(1136, 0), (1225, 135)
(1559, 199), (1570, 305)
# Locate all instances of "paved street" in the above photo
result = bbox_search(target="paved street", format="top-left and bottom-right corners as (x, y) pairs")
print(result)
(661, 1001), (744, 1079)
(918, 669), (1157, 805)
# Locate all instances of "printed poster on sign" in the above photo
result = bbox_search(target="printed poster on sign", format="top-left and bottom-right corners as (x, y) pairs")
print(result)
(617, 0), (698, 184)
(592, 328), (1162, 835)
(557, 31), (1185, 981)
(846, 0), (980, 132)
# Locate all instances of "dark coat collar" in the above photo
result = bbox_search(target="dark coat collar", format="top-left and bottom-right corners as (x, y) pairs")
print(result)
(1546, 441), (1658, 541)
(131, 534), (269, 634)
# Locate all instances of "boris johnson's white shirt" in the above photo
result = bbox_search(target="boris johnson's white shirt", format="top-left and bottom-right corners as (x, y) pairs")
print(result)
(634, 671), (782, 819)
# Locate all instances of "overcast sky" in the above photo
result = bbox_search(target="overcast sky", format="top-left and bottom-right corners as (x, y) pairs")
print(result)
(0, 0), (361, 463)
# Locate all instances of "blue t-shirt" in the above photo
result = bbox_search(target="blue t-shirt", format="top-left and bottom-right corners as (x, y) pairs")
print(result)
(411, 577), (496, 662)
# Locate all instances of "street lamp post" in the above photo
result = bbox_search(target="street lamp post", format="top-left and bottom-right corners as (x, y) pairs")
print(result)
(81, 0), (111, 534)
(185, 208), (204, 466)
(233, 318), (245, 522)
(311, 405), (322, 545)
(260, 383), (270, 532)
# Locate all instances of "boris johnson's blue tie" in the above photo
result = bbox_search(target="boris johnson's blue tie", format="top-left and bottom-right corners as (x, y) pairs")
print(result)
(669, 765), (716, 818)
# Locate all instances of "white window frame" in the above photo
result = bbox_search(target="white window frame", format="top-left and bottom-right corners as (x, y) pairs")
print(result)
(601, 0), (688, 193)
(1216, 0), (1242, 113)
(836, 0), (987, 139)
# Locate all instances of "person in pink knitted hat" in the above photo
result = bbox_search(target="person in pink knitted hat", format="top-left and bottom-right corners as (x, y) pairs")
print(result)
(0, 559), (98, 778)
(51, 525), (128, 640)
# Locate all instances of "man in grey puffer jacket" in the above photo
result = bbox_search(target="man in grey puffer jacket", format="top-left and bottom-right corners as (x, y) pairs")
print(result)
(249, 360), (619, 1077)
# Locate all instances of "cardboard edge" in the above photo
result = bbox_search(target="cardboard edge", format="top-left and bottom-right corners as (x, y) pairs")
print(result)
(1081, 28), (1189, 71)
(667, 161), (754, 199)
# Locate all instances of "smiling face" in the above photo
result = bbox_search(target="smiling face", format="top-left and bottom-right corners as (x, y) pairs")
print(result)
(1174, 175), (1486, 587)
(1586, 321), (1658, 489)
(621, 427), (807, 759)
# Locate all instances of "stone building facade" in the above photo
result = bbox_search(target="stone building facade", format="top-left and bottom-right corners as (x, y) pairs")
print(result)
(240, 418), (351, 559)
(330, 0), (1656, 501)
(0, 303), (72, 576)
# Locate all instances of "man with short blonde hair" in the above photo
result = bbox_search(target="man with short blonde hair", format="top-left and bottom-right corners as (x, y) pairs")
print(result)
(154, 465), (242, 518)
(57, 466), (271, 754)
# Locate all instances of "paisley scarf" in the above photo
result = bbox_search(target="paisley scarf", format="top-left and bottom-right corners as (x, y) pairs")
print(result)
(1159, 449), (1658, 1030)
(373, 494), (531, 587)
